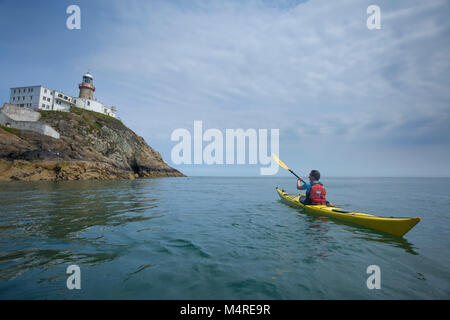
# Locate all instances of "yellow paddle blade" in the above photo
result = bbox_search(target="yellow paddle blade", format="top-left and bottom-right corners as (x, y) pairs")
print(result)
(272, 154), (290, 171)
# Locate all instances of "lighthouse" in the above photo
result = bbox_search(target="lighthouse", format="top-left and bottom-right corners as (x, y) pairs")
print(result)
(8, 72), (117, 118)
(78, 72), (95, 100)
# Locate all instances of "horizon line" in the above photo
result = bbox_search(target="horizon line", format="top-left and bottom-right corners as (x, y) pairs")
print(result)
(181, 175), (450, 178)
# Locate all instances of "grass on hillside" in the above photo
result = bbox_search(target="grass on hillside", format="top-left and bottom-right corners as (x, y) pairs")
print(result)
(0, 125), (20, 136)
(39, 107), (126, 130)
(69, 107), (124, 125)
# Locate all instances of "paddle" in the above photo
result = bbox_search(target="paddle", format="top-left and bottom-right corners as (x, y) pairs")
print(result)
(272, 154), (301, 180)
(273, 154), (336, 207)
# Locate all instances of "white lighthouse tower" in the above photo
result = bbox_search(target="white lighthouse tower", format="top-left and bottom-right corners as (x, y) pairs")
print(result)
(78, 72), (95, 100)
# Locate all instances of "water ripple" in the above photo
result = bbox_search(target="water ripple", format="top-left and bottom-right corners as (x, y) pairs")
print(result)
(0, 177), (449, 299)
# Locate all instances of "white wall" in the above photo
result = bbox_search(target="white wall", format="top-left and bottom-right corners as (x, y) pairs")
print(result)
(39, 86), (54, 110)
(1, 104), (41, 122)
(10, 85), (117, 117)
(52, 90), (72, 112)
(10, 86), (41, 109)
(0, 104), (60, 139)
(74, 98), (116, 117)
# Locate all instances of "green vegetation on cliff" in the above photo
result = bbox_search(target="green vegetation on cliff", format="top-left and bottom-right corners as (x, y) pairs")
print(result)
(0, 125), (20, 137)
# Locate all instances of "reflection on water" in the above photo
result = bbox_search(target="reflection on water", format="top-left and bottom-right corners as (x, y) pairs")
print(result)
(0, 249), (119, 281)
(1, 177), (445, 299)
(0, 180), (161, 239)
(335, 220), (419, 255)
(293, 207), (419, 256)
(302, 215), (335, 260)
(0, 179), (163, 281)
(350, 233), (418, 255)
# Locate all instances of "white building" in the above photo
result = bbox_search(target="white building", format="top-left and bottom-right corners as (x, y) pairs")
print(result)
(9, 72), (117, 118)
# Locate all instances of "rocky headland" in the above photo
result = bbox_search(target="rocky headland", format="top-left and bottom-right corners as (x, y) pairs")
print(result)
(0, 107), (184, 181)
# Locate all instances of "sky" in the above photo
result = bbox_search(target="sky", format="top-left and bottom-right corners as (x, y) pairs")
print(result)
(0, 0), (449, 177)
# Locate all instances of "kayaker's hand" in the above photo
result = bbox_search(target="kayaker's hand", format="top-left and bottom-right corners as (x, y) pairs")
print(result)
(297, 178), (303, 183)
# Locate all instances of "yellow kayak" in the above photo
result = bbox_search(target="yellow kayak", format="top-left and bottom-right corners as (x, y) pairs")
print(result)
(276, 187), (420, 237)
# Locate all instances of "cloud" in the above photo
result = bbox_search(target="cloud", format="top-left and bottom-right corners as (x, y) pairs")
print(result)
(0, 0), (448, 175)
(84, 0), (449, 148)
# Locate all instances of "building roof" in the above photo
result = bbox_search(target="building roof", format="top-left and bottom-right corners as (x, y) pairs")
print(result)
(10, 85), (43, 89)
(83, 72), (93, 79)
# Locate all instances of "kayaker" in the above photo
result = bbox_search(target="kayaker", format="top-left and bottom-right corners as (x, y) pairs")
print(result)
(297, 170), (327, 205)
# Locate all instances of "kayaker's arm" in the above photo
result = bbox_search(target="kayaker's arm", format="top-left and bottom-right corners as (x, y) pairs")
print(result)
(297, 179), (312, 192)
(297, 178), (304, 190)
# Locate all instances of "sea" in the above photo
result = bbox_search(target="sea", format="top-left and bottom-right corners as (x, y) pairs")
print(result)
(0, 177), (449, 299)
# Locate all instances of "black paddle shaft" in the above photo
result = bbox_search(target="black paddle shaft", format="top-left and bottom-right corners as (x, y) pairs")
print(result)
(288, 169), (300, 180)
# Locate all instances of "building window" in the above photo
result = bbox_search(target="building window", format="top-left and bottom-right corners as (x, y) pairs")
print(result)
(44, 89), (47, 93)
(58, 94), (62, 98)
(87, 101), (90, 106)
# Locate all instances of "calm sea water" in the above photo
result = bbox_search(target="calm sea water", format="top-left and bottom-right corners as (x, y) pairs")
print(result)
(0, 177), (449, 299)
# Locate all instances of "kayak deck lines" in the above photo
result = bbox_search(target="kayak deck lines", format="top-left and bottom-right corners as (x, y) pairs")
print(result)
(275, 187), (420, 237)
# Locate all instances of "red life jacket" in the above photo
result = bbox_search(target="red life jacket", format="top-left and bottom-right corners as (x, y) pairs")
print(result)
(308, 182), (326, 205)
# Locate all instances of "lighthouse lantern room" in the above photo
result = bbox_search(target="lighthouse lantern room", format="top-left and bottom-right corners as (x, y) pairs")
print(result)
(78, 72), (95, 100)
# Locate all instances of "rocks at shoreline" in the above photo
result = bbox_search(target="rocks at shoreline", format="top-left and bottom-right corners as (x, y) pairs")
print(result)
(0, 108), (184, 182)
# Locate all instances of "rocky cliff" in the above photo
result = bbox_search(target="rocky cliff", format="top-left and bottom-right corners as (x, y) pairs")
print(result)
(0, 108), (184, 181)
